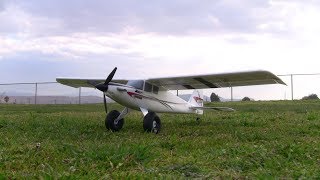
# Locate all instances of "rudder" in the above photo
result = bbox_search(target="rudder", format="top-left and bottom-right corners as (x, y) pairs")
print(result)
(188, 90), (204, 107)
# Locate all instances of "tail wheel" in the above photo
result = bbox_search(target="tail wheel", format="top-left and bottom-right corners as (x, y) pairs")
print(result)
(106, 110), (124, 131)
(143, 112), (161, 134)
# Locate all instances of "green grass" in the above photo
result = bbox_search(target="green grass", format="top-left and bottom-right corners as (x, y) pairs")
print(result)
(1, 101), (320, 178)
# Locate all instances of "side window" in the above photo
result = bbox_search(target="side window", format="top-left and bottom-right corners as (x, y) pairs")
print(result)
(153, 85), (159, 94)
(144, 82), (152, 92)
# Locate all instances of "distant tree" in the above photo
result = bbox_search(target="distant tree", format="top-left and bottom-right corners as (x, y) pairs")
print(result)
(4, 96), (9, 103)
(210, 93), (220, 102)
(302, 94), (319, 100)
(242, 97), (251, 101)
(0, 92), (5, 103)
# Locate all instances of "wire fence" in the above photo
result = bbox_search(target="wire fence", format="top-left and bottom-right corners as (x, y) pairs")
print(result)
(0, 74), (320, 104)
(0, 82), (99, 104)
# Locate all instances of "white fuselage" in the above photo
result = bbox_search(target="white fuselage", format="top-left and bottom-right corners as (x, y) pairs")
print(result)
(105, 84), (200, 114)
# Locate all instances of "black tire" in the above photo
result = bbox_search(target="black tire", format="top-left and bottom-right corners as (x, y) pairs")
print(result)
(143, 112), (161, 134)
(105, 110), (124, 131)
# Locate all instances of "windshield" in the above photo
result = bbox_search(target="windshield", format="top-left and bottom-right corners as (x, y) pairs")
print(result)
(126, 80), (144, 90)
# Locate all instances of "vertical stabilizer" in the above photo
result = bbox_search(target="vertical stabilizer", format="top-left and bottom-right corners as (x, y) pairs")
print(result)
(188, 89), (204, 107)
(188, 90), (204, 114)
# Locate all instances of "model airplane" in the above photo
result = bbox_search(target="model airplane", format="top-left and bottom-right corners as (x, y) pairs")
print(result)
(56, 67), (285, 133)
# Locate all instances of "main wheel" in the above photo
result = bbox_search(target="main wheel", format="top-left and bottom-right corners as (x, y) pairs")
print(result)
(143, 112), (161, 134)
(106, 110), (124, 131)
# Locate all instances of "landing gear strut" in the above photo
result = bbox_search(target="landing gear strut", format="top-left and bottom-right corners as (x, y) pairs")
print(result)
(143, 112), (161, 134)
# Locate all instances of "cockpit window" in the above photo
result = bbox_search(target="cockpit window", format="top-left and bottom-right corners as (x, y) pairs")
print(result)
(153, 85), (159, 94)
(126, 80), (144, 90)
(144, 82), (152, 92)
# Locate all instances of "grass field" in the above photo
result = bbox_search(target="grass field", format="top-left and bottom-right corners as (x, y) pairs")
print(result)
(1, 101), (320, 178)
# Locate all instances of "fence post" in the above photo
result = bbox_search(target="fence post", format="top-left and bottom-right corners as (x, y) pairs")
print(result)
(291, 74), (293, 100)
(79, 87), (81, 104)
(230, 86), (233, 102)
(35, 83), (38, 104)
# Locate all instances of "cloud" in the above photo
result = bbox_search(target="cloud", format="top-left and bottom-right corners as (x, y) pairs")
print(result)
(0, 0), (4, 11)
(0, 0), (294, 36)
(1, 0), (320, 83)
(2, 0), (320, 38)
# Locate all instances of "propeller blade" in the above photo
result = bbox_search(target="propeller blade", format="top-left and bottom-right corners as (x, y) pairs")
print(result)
(95, 67), (117, 92)
(103, 93), (108, 114)
(104, 67), (117, 85)
(97, 67), (117, 114)
(95, 83), (108, 92)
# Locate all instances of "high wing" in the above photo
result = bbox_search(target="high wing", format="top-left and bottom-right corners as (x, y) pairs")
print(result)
(146, 70), (286, 90)
(56, 78), (128, 88)
(56, 70), (285, 90)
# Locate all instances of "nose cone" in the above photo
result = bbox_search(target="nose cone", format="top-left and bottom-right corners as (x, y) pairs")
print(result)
(95, 83), (108, 92)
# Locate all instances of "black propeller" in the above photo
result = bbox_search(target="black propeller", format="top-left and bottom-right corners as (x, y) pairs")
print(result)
(95, 67), (117, 114)
(105, 67), (117, 85)
(95, 67), (117, 92)
(103, 93), (108, 113)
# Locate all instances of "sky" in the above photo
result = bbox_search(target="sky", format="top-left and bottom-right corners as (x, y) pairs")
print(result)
(1, 0), (320, 100)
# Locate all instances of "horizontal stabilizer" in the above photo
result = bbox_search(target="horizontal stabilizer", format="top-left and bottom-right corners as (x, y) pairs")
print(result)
(191, 106), (235, 112)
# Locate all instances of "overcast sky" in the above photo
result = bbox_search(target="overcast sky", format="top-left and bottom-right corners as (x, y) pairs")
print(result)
(1, 0), (320, 99)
